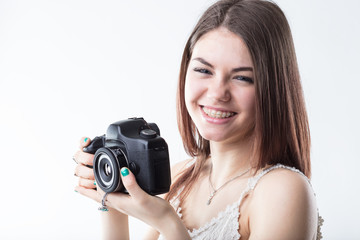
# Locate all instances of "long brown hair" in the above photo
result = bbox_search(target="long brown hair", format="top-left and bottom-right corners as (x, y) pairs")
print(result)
(166, 0), (311, 203)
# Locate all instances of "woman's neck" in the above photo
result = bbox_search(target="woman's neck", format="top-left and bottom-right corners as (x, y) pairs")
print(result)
(208, 138), (254, 186)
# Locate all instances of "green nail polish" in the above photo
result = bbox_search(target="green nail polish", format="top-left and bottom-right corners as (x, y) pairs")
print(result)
(75, 190), (78, 193)
(94, 181), (96, 185)
(84, 138), (88, 143)
(121, 168), (129, 177)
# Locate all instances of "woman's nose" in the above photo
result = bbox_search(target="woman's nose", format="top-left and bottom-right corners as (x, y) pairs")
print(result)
(206, 77), (231, 102)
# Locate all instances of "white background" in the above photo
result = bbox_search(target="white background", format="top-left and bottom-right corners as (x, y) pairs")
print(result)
(0, 0), (359, 239)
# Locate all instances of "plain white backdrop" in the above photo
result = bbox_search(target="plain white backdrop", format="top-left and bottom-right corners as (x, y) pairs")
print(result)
(0, 0), (359, 239)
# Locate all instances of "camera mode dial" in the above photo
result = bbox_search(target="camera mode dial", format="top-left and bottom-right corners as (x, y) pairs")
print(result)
(140, 129), (157, 139)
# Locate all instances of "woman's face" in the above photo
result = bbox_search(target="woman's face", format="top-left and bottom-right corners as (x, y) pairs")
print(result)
(185, 27), (256, 145)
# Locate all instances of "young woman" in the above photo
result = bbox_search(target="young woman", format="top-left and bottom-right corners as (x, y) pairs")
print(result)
(73, 0), (323, 239)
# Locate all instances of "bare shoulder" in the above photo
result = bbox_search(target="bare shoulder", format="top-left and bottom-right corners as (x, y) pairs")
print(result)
(171, 158), (194, 181)
(248, 167), (318, 240)
(254, 167), (314, 199)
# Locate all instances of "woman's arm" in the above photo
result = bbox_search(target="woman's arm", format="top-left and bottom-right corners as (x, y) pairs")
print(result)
(74, 186), (131, 240)
(248, 169), (318, 240)
(74, 137), (130, 240)
(81, 166), (190, 240)
(101, 208), (129, 240)
(75, 137), (191, 240)
(143, 159), (194, 240)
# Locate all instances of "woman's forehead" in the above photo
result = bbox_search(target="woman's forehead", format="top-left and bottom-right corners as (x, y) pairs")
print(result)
(191, 27), (254, 68)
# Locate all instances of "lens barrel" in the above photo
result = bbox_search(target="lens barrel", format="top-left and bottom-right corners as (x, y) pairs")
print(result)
(93, 147), (127, 193)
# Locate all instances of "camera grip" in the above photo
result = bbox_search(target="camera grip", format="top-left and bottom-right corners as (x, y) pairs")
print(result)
(82, 135), (105, 154)
(82, 135), (105, 169)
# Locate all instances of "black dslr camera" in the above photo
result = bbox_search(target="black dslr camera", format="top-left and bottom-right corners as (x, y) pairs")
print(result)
(83, 118), (171, 195)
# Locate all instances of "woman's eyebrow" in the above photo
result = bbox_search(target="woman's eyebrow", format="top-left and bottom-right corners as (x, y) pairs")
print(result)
(231, 67), (253, 73)
(192, 57), (214, 68)
(192, 57), (253, 72)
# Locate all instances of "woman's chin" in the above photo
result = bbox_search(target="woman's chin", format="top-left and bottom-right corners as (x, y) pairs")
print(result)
(198, 130), (229, 143)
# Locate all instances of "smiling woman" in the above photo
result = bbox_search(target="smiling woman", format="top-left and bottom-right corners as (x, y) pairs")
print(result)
(185, 27), (256, 144)
(73, 0), (322, 239)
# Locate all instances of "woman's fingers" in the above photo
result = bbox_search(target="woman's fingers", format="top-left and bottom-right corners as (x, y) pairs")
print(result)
(75, 186), (102, 203)
(120, 167), (146, 201)
(75, 164), (95, 180)
(102, 167), (148, 212)
(73, 137), (93, 166)
(79, 137), (91, 148)
(73, 150), (94, 166)
(78, 177), (97, 189)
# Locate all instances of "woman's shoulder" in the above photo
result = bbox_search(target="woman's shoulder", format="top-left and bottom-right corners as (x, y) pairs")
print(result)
(253, 165), (314, 198)
(170, 158), (195, 181)
(247, 164), (318, 239)
(251, 164), (316, 207)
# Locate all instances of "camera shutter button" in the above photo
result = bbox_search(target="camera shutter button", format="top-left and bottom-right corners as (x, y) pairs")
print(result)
(140, 129), (157, 139)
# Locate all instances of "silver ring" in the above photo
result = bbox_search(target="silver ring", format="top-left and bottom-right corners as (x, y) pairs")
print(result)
(72, 155), (78, 164)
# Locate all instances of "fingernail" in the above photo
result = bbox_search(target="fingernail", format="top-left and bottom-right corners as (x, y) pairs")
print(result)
(74, 190), (78, 193)
(84, 138), (88, 143)
(121, 168), (129, 177)
(94, 181), (96, 185)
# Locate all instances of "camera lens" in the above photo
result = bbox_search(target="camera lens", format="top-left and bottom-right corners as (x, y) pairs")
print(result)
(104, 163), (112, 176)
(97, 153), (114, 187)
(93, 147), (128, 193)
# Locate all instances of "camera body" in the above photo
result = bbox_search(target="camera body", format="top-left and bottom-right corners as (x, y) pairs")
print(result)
(83, 117), (171, 195)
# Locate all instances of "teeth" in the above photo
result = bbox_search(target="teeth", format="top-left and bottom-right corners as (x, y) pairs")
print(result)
(202, 107), (235, 119)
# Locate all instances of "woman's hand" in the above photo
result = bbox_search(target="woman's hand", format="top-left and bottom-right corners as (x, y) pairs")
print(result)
(106, 168), (176, 230)
(73, 137), (97, 191)
(73, 137), (190, 239)
(73, 137), (130, 240)
(77, 164), (189, 238)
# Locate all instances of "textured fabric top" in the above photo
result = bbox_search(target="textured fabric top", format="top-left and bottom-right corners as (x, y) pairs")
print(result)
(159, 163), (323, 240)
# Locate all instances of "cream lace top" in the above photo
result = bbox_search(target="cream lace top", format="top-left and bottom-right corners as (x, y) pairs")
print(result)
(159, 163), (323, 240)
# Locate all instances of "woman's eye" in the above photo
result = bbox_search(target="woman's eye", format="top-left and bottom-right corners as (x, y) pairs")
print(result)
(194, 68), (212, 75)
(235, 75), (253, 83)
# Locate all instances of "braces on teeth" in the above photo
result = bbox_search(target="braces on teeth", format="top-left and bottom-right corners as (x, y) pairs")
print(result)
(202, 107), (235, 118)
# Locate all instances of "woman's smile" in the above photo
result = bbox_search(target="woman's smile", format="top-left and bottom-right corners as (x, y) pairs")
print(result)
(185, 27), (256, 143)
(201, 106), (237, 119)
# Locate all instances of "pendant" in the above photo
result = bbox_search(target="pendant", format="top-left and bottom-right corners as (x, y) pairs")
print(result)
(207, 191), (216, 205)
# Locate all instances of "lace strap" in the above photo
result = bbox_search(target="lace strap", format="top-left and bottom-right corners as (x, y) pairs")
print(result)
(236, 164), (323, 239)
(236, 164), (310, 206)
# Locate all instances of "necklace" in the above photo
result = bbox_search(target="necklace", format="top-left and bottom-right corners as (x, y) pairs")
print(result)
(207, 164), (251, 205)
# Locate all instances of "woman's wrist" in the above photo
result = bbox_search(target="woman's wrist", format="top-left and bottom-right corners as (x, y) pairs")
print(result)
(101, 207), (129, 240)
